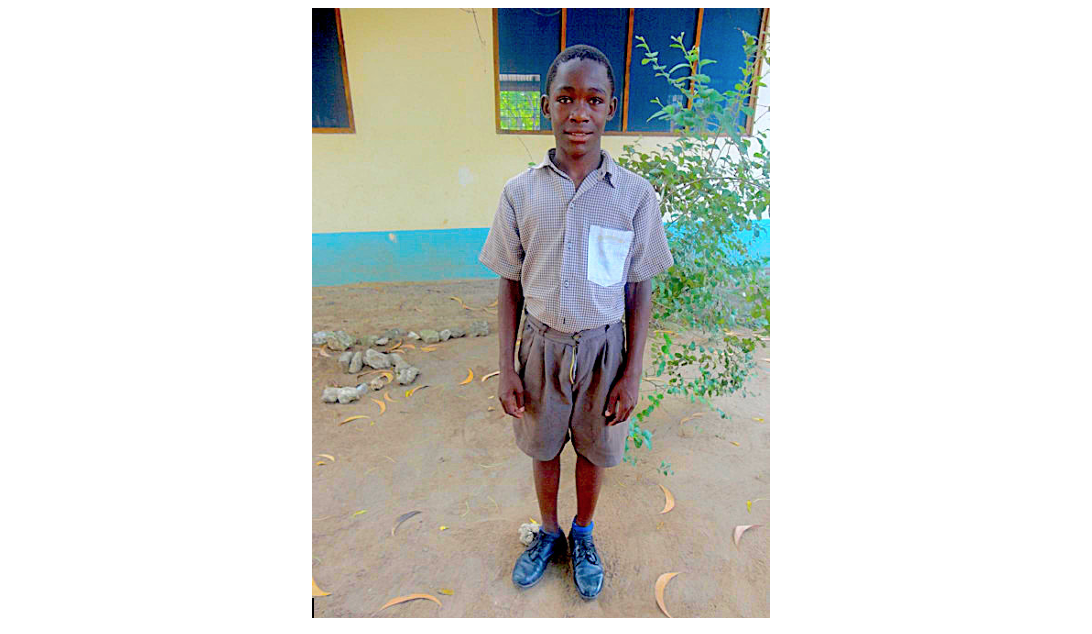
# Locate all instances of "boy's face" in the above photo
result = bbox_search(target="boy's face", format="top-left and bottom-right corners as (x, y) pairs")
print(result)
(542, 58), (617, 156)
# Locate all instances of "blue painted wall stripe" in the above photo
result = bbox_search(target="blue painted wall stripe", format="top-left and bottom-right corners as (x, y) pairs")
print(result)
(312, 220), (769, 286)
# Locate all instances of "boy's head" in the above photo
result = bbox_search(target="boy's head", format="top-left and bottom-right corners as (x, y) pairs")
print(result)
(541, 45), (618, 157)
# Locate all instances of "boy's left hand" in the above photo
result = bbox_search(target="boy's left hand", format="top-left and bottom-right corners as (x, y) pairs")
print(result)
(604, 373), (640, 425)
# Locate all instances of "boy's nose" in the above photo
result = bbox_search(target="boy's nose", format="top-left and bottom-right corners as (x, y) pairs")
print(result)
(569, 104), (590, 122)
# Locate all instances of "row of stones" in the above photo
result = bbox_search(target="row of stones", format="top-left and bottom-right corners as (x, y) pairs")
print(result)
(312, 320), (490, 351)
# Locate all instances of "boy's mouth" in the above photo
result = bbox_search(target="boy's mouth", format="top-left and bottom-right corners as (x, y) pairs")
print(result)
(564, 130), (594, 141)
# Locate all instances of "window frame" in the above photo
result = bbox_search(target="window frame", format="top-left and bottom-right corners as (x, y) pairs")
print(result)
(313, 8), (356, 134)
(491, 8), (767, 138)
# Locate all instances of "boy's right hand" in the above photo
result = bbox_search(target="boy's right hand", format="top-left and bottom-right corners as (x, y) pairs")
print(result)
(499, 370), (525, 418)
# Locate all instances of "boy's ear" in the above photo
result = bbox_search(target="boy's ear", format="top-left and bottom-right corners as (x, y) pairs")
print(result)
(540, 93), (550, 118)
(607, 96), (618, 120)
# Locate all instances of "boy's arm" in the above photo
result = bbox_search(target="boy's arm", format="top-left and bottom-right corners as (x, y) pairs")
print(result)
(497, 276), (525, 418)
(605, 279), (651, 425)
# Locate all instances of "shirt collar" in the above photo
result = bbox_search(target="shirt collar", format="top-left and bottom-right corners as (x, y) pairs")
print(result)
(536, 149), (617, 188)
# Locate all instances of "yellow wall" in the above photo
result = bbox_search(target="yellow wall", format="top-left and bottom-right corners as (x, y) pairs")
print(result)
(312, 8), (670, 234)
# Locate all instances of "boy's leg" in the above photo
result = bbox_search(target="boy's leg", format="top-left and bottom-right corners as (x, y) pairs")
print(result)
(533, 453), (562, 534)
(574, 452), (603, 527)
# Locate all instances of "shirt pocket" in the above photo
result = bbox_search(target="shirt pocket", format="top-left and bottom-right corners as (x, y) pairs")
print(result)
(586, 225), (634, 287)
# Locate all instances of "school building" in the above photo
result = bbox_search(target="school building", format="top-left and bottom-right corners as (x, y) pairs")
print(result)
(313, 8), (770, 286)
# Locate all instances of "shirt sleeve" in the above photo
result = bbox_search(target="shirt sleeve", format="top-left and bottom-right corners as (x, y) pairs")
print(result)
(626, 183), (674, 282)
(478, 187), (524, 281)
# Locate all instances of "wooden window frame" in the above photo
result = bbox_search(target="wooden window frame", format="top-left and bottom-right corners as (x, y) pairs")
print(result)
(313, 8), (356, 134)
(492, 8), (767, 138)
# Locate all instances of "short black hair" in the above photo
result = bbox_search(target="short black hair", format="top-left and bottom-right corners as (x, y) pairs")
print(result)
(544, 44), (616, 97)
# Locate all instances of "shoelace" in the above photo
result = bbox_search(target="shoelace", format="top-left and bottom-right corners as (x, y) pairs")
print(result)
(526, 533), (555, 562)
(572, 535), (599, 565)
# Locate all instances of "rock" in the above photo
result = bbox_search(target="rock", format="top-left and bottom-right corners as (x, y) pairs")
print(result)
(349, 351), (364, 373)
(365, 348), (391, 369)
(321, 387), (339, 403)
(369, 377), (385, 391)
(448, 327), (465, 338)
(356, 383), (369, 392)
(313, 331), (329, 346)
(382, 328), (405, 340)
(389, 353), (406, 369)
(337, 351), (353, 372)
(439, 329), (452, 342)
(325, 330), (356, 351)
(363, 335), (379, 349)
(376, 337), (389, 346)
(519, 522), (540, 546)
(468, 320), (489, 337)
(337, 387), (360, 404)
(407, 331), (420, 340)
(420, 329), (440, 344)
(396, 366), (420, 385)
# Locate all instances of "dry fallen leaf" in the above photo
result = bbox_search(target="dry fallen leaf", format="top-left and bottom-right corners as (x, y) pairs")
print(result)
(753, 417), (765, 422)
(315, 461), (326, 466)
(421, 346), (437, 352)
(438, 588), (454, 596)
(401, 343), (416, 349)
(679, 412), (704, 424)
(655, 572), (681, 618)
(379, 371), (394, 383)
(489, 300), (498, 307)
(481, 371), (499, 383)
(389, 339), (403, 351)
(733, 524), (761, 547)
(313, 576), (331, 597)
(459, 368), (474, 385)
(313, 296), (325, 300)
(659, 484), (675, 514)
(384, 392), (396, 403)
(317, 454), (335, 462)
(404, 384), (430, 398)
(353, 510), (367, 517)
(377, 593), (442, 613)
(339, 415), (369, 425)
(392, 510), (421, 536)
(439, 525), (448, 531)
(761, 358), (770, 362)
(746, 498), (767, 513)
(730, 441), (741, 447)
(449, 296), (467, 309)
(319, 345), (332, 358)
(372, 398), (387, 415)
(487, 406), (495, 412)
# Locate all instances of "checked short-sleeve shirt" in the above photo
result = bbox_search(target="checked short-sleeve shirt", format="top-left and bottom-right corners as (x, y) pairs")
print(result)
(479, 149), (674, 334)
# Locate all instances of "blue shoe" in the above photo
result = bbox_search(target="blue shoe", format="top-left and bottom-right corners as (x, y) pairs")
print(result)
(512, 529), (566, 588)
(569, 531), (604, 599)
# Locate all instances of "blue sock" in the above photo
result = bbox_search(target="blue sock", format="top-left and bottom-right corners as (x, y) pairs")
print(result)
(571, 517), (593, 536)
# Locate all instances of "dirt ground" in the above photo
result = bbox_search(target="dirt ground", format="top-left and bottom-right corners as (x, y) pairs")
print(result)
(312, 279), (770, 618)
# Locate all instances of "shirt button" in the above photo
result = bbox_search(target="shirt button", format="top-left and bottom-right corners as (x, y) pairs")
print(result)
(564, 281), (570, 288)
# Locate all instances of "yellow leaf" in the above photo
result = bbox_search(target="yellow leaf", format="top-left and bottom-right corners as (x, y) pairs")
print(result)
(401, 344), (416, 349)
(438, 588), (454, 596)
(659, 484), (675, 514)
(481, 370), (499, 383)
(376, 593), (442, 613)
(529, 518), (537, 524)
(753, 417), (765, 422)
(315, 461), (326, 466)
(371, 398), (387, 415)
(384, 392), (396, 403)
(679, 412), (704, 424)
(421, 346), (437, 352)
(439, 525), (448, 531)
(746, 500), (752, 513)
(313, 576), (331, 597)
(339, 415), (369, 425)
(487, 407), (495, 412)
(459, 368), (474, 385)
(317, 454), (335, 462)
(488, 300), (498, 307)
(379, 371), (394, 383)
(655, 572), (681, 618)
(313, 296), (325, 300)
(389, 339), (403, 351)
(353, 510), (367, 516)
(730, 441), (740, 447)
(405, 385), (430, 398)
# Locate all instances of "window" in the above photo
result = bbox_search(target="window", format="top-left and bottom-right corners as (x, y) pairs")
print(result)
(313, 8), (355, 133)
(492, 8), (767, 135)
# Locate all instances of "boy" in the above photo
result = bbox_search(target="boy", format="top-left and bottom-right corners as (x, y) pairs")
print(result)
(479, 45), (673, 600)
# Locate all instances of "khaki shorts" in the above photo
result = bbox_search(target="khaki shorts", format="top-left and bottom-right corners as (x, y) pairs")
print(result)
(513, 312), (629, 467)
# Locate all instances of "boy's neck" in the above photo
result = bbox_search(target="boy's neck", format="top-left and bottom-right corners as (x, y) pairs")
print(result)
(552, 144), (603, 188)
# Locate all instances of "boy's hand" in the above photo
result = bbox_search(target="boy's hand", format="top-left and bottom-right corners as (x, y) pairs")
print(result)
(604, 373), (640, 425)
(499, 369), (526, 418)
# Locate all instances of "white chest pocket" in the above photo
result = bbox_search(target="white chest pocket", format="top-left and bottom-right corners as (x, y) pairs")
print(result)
(587, 225), (634, 287)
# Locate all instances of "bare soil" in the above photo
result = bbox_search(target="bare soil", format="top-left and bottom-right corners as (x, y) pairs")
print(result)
(312, 279), (770, 617)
